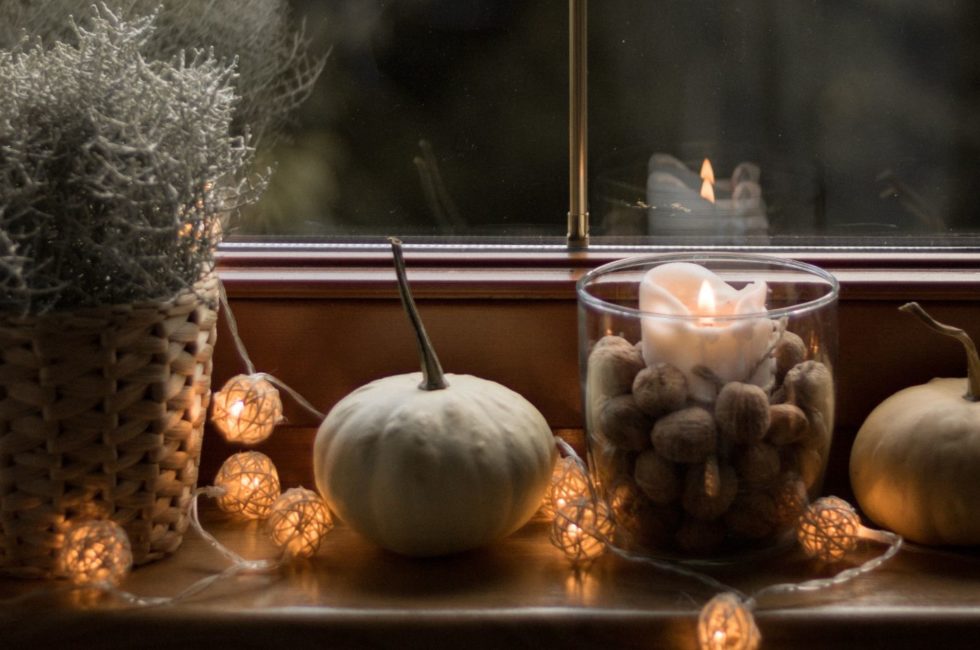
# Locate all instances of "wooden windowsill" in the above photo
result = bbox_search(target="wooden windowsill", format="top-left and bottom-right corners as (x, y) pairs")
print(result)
(2, 506), (979, 650)
(3, 251), (980, 649)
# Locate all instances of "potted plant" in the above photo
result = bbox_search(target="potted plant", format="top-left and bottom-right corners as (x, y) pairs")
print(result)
(0, 6), (260, 577)
(0, 0), (325, 152)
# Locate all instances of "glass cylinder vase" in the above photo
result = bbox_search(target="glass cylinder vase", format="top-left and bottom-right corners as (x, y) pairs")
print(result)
(577, 253), (838, 562)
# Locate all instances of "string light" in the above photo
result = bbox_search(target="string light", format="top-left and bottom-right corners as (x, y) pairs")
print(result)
(698, 592), (761, 650)
(267, 488), (334, 558)
(797, 496), (860, 562)
(550, 497), (614, 566)
(211, 374), (284, 445)
(58, 520), (133, 587)
(214, 451), (281, 520)
(541, 455), (591, 519)
(543, 440), (903, 650)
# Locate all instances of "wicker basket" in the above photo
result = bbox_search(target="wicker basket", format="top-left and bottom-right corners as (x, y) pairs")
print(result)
(0, 276), (219, 578)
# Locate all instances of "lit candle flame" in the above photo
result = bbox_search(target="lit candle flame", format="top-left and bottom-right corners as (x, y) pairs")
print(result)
(697, 280), (717, 327)
(700, 178), (716, 204)
(700, 158), (716, 185)
(697, 280), (716, 315)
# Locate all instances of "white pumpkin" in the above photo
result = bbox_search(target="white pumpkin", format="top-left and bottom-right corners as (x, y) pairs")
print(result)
(851, 302), (980, 545)
(314, 372), (555, 556)
(313, 239), (556, 556)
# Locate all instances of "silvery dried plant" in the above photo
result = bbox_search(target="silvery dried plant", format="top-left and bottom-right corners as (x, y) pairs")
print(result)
(0, 0), (324, 150)
(0, 5), (260, 314)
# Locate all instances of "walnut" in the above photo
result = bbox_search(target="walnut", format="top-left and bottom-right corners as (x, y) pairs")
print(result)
(801, 408), (833, 450)
(774, 331), (807, 385)
(784, 360), (834, 418)
(651, 407), (717, 463)
(780, 445), (825, 490)
(734, 442), (781, 487)
(715, 382), (770, 445)
(587, 336), (645, 401)
(682, 461), (737, 520)
(770, 472), (809, 526)
(634, 449), (681, 504)
(632, 363), (688, 418)
(766, 403), (809, 446)
(597, 394), (653, 451)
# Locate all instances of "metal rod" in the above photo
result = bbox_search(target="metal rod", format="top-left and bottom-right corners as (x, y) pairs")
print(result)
(567, 0), (589, 248)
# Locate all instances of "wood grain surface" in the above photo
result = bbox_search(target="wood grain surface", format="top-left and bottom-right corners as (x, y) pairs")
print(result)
(1, 507), (979, 650)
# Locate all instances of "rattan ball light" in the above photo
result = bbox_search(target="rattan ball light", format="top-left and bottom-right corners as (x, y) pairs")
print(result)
(212, 374), (283, 445)
(541, 456), (591, 519)
(267, 487), (334, 558)
(214, 451), (281, 520)
(797, 496), (860, 562)
(58, 520), (133, 586)
(550, 497), (613, 566)
(697, 592), (761, 650)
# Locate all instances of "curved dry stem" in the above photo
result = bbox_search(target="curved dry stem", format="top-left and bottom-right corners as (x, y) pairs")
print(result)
(389, 238), (447, 391)
(900, 302), (980, 401)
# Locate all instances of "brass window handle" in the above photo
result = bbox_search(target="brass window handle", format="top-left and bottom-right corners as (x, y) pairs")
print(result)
(568, 0), (589, 249)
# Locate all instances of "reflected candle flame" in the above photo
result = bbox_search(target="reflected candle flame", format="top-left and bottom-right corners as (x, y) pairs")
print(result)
(700, 158), (716, 185)
(700, 178), (716, 204)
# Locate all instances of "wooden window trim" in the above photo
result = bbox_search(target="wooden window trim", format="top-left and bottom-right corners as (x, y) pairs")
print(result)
(217, 247), (980, 300)
(209, 246), (980, 495)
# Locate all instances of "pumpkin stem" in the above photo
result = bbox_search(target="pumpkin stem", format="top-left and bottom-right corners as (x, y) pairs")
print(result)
(389, 238), (448, 391)
(900, 302), (980, 401)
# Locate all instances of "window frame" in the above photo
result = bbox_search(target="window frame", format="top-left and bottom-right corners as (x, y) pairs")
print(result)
(210, 243), (980, 496)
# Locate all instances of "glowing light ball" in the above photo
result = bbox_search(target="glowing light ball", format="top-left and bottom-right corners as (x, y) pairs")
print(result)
(58, 520), (133, 586)
(212, 374), (283, 445)
(797, 496), (860, 562)
(268, 487), (334, 558)
(541, 456), (590, 519)
(214, 451), (281, 520)
(550, 497), (613, 566)
(697, 592), (761, 650)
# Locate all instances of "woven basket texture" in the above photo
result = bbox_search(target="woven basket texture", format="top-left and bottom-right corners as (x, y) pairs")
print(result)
(0, 277), (219, 578)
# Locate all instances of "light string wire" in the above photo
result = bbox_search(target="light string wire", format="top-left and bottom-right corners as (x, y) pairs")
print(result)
(0, 488), (284, 609)
(747, 528), (903, 610)
(217, 279), (256, 376)
(217, 281), (325, 421)
(553, 438), (905, 613)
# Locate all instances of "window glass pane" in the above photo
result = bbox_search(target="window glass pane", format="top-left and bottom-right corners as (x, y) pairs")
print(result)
(592, 0), (980, 246)
(244, 1), (980, 247)
(244, 1), (566, 238)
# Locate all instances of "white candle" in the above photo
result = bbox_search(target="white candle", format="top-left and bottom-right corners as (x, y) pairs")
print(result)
(639, 262), (776, 402)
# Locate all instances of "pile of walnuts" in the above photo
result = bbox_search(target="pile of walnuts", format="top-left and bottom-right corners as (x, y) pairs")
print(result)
(587, 331), (834, 557)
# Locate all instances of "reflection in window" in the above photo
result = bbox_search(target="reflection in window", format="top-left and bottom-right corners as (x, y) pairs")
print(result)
(247, 1), (980, 246)
(249, 1), (565, 237)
